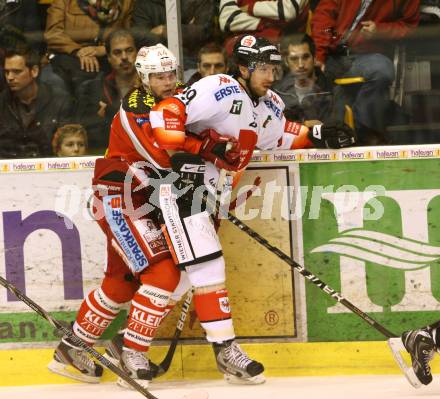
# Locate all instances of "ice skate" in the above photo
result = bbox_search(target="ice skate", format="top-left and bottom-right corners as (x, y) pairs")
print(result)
(105, 332), (160, 377)
(117, 347), (152, 389)
(402, 328), (436, 385)
(47, 337), (103, 383)
(213, 340), (265, 384)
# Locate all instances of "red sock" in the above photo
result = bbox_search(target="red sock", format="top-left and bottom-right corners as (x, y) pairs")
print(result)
(193, 289), (235, 342)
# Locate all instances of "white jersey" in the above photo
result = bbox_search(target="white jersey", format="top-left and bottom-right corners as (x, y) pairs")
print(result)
(254, 89), (299, 151)
(150, 74), (303, 186)
(173, 74), (299, 163)
(174, 74), (260, 169)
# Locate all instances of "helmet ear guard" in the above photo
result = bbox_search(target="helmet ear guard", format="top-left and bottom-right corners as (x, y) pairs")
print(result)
(135, 43), (177, 86)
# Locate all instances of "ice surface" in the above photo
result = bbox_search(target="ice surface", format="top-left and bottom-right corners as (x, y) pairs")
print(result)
(1, 375), (440, 399)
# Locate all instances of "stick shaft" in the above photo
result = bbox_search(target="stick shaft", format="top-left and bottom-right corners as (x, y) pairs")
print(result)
(221, 213), (396, 338)
(155, 289), (193, 376)
(0, 276), (158, 399)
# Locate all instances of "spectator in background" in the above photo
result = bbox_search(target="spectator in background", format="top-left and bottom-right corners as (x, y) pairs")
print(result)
(0, 1), (45, 92)
(186, 42), (228, 85)
(273, 34), (333, 127)
(0, 0), (46, 55)
(52, 124), (88, 156)
(0, 47), (73, 159)
(44, 0), (133, 94)
(131, 0), (216, 70)
(311, 0), (420, 145)
(0, 1), (68, 93)
(219, 0), (310, 55)
(76, 29), (139, 149)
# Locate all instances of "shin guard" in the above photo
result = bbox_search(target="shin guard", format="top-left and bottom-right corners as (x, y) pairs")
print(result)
(73, 288), (123, 344)
(124, 284), (172, 351)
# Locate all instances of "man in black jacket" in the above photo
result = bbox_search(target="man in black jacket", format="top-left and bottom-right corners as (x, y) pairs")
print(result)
(0, 47), (73, 158)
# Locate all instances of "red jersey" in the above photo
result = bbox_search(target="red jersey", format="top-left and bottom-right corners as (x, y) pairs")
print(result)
(106, 85), (201, 169)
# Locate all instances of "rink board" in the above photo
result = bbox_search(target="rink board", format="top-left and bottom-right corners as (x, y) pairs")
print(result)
(3, 145), (440, 383)
(0, 341), (427, 386)
(0, 157), (296, 344)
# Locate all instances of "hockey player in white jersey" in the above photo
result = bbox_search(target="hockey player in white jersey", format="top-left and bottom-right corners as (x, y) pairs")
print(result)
(144, 34), (355, 385)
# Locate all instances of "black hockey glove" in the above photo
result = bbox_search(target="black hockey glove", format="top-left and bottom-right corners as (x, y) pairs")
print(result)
(308, 123), (357, 149)
(169, 152), (206, 206)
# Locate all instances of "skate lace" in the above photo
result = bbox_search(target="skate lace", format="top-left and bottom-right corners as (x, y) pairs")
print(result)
(73, 349), (95, 371)
(124, 350), (149, 371)
(421, 347), (435, 374)
(224, 342), (252, 370)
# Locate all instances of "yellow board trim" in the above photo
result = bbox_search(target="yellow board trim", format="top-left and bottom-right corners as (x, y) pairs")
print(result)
(1, 341), (436, 387)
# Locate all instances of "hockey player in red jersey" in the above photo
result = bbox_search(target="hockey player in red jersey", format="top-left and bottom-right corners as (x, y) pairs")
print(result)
(48, 43), (190, 388)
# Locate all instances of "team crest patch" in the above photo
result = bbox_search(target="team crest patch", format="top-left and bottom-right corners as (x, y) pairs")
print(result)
(241, 35), (256, 47)
(219, 296), (231, 314)
(230, 100), (243, 115)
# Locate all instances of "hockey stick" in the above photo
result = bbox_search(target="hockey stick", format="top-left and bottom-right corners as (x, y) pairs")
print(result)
(212, 198), (426, 387)
(153, 289), (194, 377)
(0, 276), (157, 398)
(215, 206), (396, 338)
(229, 176), (261, 211)
(0, 276), (163, 399)
(212, 144), (232, 219)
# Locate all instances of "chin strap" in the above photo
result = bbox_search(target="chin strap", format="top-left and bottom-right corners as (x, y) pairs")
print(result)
(237, 74), (260, 104)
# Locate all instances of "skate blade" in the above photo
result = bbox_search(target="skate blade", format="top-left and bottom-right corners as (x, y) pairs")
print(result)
(224, 372), (266, 385)
(116, 376), (150, 389)
(387, 337), (422, 389)
(47, 359), (100, 384)
(182, 389), (209, 399)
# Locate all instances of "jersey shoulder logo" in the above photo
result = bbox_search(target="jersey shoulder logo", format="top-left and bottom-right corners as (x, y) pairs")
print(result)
(218, 75), (232, 85)
(123, 88), (155, 114)
(230, 100), (243, 115)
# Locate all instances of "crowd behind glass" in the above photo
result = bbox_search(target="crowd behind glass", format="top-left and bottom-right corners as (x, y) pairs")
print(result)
(0, 0), (439, 159)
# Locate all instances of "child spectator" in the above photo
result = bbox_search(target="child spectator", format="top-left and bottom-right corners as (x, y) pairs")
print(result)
(52, 124), (88, 157)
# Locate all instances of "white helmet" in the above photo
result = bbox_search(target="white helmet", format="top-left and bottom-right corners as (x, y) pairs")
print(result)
(135, 44), (177, 86)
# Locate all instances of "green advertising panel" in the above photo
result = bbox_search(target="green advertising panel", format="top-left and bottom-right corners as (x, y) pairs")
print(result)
(301, 159), (440, 341)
